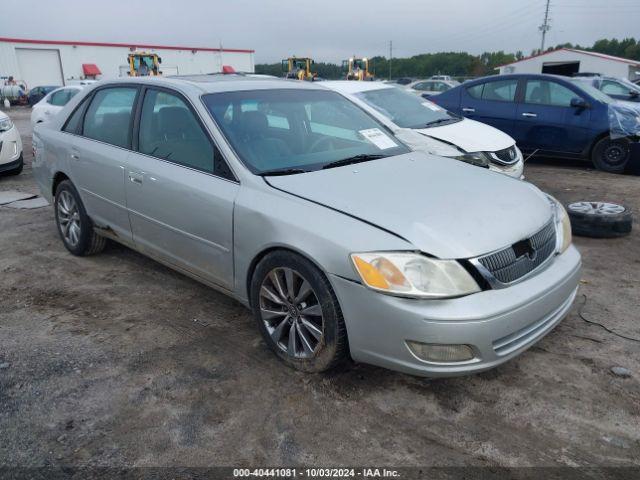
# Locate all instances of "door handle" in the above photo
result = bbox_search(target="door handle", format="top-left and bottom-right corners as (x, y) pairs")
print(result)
(128, 172), (143, 185)
(462, 107), (475, 113)
(70, 147), (80, 160)
(522, 112), (538, 118)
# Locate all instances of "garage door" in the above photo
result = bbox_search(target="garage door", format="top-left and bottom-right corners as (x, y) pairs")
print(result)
(15, 48), (64, 89)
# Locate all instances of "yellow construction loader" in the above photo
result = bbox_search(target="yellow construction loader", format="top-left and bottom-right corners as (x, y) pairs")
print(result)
(343, 57), (374, 81)
(282, 57), (315, 81)
(128, 52), (162, 77)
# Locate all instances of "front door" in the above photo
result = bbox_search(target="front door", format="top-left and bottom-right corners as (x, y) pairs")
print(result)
(124, 87), (239, 289)
(514, 79), (591, 154)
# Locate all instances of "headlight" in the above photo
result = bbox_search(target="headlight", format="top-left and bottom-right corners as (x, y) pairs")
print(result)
(0, 117), (13, 132)
(547, 195), (572, 253)
(351, 252), (480, 299)
(453, 152), (490, 168)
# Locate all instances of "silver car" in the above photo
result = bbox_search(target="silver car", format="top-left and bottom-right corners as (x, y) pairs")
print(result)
(32, 76), (582, 377)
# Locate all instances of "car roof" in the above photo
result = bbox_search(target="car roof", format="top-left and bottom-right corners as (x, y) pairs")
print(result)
(320, 80), (393, 94)
(90, 75), (326, 95)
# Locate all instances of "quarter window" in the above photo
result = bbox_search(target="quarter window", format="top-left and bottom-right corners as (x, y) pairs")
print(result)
(524, 80), (578, 107)
(138, 89), (234, 179)
(48, 88), (79, 107)
(83, 87), (137, 148)
(467, 84), (484, 99)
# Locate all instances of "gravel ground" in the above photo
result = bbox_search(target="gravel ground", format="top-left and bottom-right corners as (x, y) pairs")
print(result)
(0, 106), (638, 473)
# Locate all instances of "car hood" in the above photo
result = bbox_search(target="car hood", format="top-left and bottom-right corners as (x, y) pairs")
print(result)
(416, 118), (514, 153)
(267, 152), (552, 259)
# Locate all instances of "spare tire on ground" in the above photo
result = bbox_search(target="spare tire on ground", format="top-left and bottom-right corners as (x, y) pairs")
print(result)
(567, 202), (632, 238)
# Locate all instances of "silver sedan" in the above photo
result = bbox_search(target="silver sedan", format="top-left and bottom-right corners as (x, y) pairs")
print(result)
(32, 76), (581, 377)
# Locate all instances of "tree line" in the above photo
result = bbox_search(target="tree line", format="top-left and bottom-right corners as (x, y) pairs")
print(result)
(255, 37), (640, 80)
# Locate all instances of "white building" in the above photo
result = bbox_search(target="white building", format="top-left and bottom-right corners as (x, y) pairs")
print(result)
(498, 48), (640, 81)
(0, 37), (255, 88)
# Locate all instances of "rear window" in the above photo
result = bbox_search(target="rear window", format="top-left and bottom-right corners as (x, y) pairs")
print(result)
(82, 87), (137, 148)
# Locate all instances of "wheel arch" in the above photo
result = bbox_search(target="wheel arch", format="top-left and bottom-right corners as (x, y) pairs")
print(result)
(588, 131), (613, 157)
(244, 245), (332, 304)
(51, 171), (70, 198)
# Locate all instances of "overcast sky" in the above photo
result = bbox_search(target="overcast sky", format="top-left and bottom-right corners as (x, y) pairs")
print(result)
(2, 0), (639, 63)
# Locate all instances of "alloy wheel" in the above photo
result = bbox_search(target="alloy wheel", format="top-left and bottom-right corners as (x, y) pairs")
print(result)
(259, 267), (324, 359)
(57, 190), (82, 247)
(568, 201), (625, 215)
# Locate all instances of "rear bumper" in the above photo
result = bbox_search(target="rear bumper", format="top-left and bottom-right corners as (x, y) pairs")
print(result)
(330, 245), (582, 377)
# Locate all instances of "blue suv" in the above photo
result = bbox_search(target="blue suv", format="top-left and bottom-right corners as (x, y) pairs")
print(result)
(431, 74), (640, 173)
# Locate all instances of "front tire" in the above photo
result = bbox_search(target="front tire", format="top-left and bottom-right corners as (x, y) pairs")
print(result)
(250, 251), (349, 373)
(54, 180), (106, 256)
(591, 137), (630, 173)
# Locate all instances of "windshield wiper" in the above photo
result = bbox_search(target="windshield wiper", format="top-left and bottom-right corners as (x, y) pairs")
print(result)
(259, 168), (308, 176)
(322, 154), (385, 170)
(420, 118), (458, 128)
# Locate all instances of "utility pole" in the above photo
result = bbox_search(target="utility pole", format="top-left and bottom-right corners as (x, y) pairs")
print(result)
(389, 40), (393, 80)
(539, 0), (551, 53)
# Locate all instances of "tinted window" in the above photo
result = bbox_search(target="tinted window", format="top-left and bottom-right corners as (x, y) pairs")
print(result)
(482, 80), (518, 102)
(203, 89), (408, 174)
(83, 87), (137, 148)
(413, 82), (432, 91)
(467, 84), (484, 99)
(524, 80), (578, 107)
(139, 89), (233, 179)
(63, 97), (89, 134)
(48, 88), (79, 107)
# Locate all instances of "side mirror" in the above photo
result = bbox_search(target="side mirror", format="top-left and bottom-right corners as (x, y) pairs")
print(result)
(570, 97), (588, 109)
(629, 90), (639, 98)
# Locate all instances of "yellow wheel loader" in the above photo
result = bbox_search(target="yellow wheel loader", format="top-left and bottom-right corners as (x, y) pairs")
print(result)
(128, 52), (162, 77)
(282, 57), (316, 81)
(343, 57), (374, 81)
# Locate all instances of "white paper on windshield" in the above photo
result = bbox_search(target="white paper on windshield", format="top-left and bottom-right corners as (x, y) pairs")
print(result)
(422, 102), (443, 111)
(359, 128), (398, 150)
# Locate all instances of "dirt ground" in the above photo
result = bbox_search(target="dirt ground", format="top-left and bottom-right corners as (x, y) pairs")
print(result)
(0, 106), (639, 473)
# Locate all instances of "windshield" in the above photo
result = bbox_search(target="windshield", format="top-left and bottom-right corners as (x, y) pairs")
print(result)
(355, 87), (459, 129)
(203, 89), (409, 174)
(570, 80), (614, 104)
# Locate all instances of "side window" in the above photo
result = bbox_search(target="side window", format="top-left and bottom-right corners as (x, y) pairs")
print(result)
(467, 83), (484, 99)
(138, 89), (234, 180)
(48, 89), (74, 106)
(413, 82), (431, 91)
(482, 80), (518, 102)
(525, 80), (578, 107)
(601, 80), (630, 96)
(83, 87), (137, 148)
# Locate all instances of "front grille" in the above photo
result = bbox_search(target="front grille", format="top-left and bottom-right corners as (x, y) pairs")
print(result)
(490, 146), (519, 165)
(478, 220), (556, 284)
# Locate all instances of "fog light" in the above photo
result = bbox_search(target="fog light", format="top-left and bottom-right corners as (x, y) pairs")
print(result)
(406, 341), (475, 363)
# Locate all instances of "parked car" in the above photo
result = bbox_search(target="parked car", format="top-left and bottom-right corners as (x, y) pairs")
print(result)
(572, 75), (640, 103)
(0, 110), (23, 175)
(406, 79), (460, 97)
(431, 73), (640, 173)
(32, 76), (581, 377)
(430, 75), (454, 81)
(323, 81), (524, 178)
(31, 86), (84, 127)
(27, 85), (60, 106)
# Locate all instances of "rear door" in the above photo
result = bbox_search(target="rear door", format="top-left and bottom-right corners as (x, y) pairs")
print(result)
(67, 86), (139, 240)
(124, 87), (239, 289)
(458, 78), (519, 136)
(514, 78), (591, 153)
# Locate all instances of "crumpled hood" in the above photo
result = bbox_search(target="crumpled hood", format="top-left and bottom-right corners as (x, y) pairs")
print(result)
(267, 152), (552, 259)
(416, 118), (514, 153)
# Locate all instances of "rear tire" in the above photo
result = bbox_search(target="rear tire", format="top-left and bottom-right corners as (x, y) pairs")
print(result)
(591, 137), (630, 173)
(54, 180), (107, 256)
(567, 201), (632, 238)
(250, 250), (349, 373)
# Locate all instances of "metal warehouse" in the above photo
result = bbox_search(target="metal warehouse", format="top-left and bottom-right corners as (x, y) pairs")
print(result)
(0, 37), (255, 88)
(498, 48), (640, 80)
